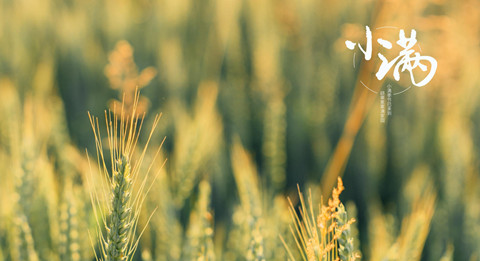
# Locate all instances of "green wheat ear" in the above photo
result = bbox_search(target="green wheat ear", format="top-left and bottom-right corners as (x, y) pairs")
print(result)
(59, 192), (80, 261)
(336, 203), (360, 261)
(87, 90), (164, 261)
(14, 214), (39, 261)
(105, 156), (132, 261)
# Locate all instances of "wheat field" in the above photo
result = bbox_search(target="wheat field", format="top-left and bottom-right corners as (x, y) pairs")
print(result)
(0, 0), (479, 260)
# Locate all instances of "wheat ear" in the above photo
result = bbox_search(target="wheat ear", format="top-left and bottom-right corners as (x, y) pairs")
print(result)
(59, 194), (80, 261)
(13, 214), (39, 261)
(88, 90), (163, 261)
(104, 156), (132, 261)
(335, 203), (359, 261)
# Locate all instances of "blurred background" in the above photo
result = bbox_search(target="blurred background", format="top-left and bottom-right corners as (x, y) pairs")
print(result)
(0, 0), (479, 260)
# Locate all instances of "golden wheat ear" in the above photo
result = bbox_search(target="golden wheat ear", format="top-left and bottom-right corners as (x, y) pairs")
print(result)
(281, 178), (360, 261)
(86, 90), (165, 261)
